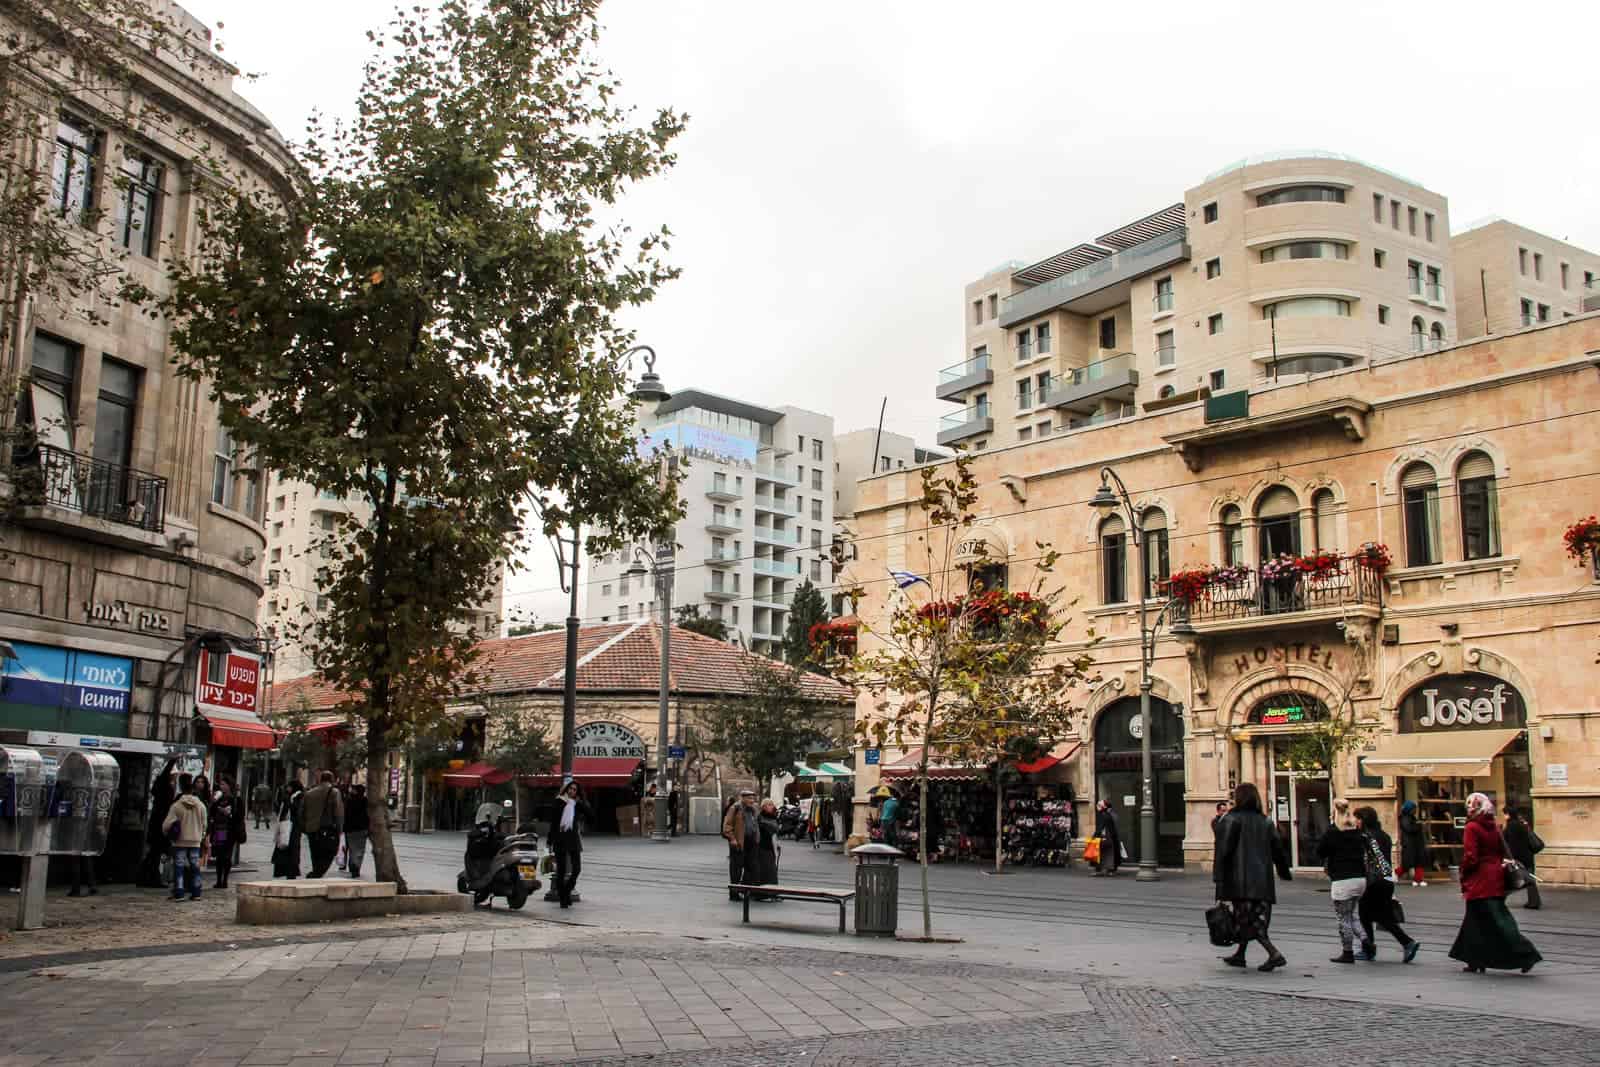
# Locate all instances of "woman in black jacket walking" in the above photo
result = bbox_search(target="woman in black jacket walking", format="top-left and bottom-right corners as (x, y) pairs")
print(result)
(1092, 800), (1122, 876)
(546, 780), (592, 909)
(1354, 806), (1419, 962)
(1213, 782), (1293, 971)
(1503, 806), (1543, 910)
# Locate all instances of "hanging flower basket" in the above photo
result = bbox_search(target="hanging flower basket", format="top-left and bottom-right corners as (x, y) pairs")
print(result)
(1211, 563), (1252, 587)
(1166, 566), (1214, 604)
(1351, 541), (1392, 573)
(1296, 550), (1343, 581)
(1563, 516), (1600, 566)
(1259, 553), (1301, 584)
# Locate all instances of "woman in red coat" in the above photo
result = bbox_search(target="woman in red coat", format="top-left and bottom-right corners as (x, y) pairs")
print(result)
(1448, 792), (1541, 974)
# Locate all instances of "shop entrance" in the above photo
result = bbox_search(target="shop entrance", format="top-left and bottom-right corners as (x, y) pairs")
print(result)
(1270, 743), (1330, 868)
(1094, 696), (1185, 867)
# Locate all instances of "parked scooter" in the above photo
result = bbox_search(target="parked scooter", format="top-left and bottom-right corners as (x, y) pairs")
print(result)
(456, 802), (541, 909)
(777, 801), (806, 841)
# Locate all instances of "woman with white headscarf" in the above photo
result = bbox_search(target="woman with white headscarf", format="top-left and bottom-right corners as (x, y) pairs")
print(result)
(1448, 791), (1542, 974)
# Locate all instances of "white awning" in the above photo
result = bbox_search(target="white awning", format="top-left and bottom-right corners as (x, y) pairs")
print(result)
(1361, 729), (1522, 779)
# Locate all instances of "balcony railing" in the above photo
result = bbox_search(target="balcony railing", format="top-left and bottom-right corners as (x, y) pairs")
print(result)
(754, 557), (799, 577)
(940, 405), (989, 431)
(1014, 340), (1033, 362)
(999, 227), (1188, 327)
(1172, 558), (1383, 627)
(1153, 290), (1174, 313)
(755, 459), (798, 484)
(938, 351), (991, 384)
(1065, 403), (1135, 430)
(1067, 352), (1135, 388)
(18, 444), (166, 533)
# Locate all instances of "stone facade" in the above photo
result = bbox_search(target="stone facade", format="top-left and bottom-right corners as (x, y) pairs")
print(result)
(851, 314), (1600, 884)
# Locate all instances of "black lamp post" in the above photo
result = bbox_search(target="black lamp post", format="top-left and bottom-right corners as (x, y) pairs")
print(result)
(1088, 467), (1191, 881)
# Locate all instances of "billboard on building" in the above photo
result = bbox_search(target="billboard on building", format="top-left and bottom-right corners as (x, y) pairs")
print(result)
(639, 423), (758, 469)
(196, 649), (262, 717)
(0, 641), (134, 723)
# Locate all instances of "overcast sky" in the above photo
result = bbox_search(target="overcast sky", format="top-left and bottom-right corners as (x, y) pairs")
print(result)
(196, 0), (1600, 627)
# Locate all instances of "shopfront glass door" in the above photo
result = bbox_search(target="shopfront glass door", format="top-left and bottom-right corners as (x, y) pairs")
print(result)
(1271, 742), (1330, 867)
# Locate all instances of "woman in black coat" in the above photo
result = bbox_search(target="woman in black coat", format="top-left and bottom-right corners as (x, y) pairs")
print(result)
(754, 799), (781, 899)
(1503, 806), (1543, 910)
(137, 758), (180, 887)
(546, 780), (592, 909)
(1091, 800), (1121, 876)
(1398, 800), (1428, 886)
(272, 781), (304, 879)
(1354, 806), (1418, 961)
(1213, 782), (1292, 971)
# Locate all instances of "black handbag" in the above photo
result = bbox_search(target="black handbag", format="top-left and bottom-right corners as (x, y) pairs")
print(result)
(1390, 898), (1406, 924)
(1503, 858), (1531, 893)
(1528, 828), (1546, 854)
(1363, 831), (1394, 886)
(1205, 903), (1237, 947)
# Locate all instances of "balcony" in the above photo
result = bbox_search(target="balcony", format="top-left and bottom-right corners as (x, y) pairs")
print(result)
(705, 586), (739, 602)
(937, 405), (993, 446)
(1048, 353), (1139, 414)
(999, 228), (1188, 327)
(15, 444), (167, 535)
(754, 556), (800, 577)
(1064, 403), (1135, 430)
(705, 483), (741, 502)
(937, 352), (993, 401)
(759, 589), (794, 607)
(1171, 558), (1383, 634)
(755, 459), (798, 485)
(754, 524), (797, 547)
(704, 517), (740, 535)
(1585, 278), (1600, 314)
(704, 550), (738, 568)
(752, 491), (784, 511)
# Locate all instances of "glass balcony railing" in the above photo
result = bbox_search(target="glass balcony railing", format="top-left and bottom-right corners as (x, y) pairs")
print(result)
(938, 351), (991, 384)
(755, 459), (797, 483)
(1015, 340), (1033, 362)
(1153, 290), (1174, 313)
(999, 227), (1187, 326)
(939, 406), (990, 431)
(754, 557), (799, 577)
(1067, 352), (1136, 387)
(1065, 403), (1135, 430)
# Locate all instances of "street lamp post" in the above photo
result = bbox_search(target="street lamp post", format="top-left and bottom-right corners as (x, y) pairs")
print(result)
(1088, 468), (1192, 882)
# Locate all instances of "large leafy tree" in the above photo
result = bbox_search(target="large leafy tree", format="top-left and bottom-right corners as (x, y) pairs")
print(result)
(487, 708), (558, 826)
(140, 0), (684, 890)
(835, 454), (1097, 938)
(782, 580), (829, 666)
(702, 653), (846, 798)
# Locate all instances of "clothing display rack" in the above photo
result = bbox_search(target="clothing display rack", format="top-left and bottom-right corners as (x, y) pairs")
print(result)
(1001, 791), (1076, 867)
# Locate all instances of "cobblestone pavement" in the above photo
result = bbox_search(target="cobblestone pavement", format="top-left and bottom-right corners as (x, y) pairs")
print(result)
(0, 928), (1594, 1066)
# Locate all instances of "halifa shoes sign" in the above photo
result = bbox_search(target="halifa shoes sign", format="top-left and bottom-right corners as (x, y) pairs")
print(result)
(1, 641), (133, 716)
(1399, 673), (1526, 733)
(573, 720), (647, 760)
(196, 649), (262, 716)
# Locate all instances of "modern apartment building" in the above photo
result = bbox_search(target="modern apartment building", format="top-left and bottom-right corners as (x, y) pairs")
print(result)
(939, 152), (1459, 450)
(0, 4), (296, 873)
(832, 428), (945, 520)
(258, 477), (508, 679)
(586, 391), (836, 658)
(1450, 218), (1600, 338)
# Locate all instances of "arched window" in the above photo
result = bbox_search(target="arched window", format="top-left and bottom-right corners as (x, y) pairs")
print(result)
(1312, 488), (1337, 551)
(1256, 486), (1300, 559)
(1410, 317), (1426, 352)
(1100, 514), (1127, 605)
(1401, 462), (1440, 566)
(1220, 504), (1244, 566)
(1430, 321), (1445, 348)
(1142, 508), (1169, 598)
(1158, 384), (1176, 399)
(1458, 451), (1500, 560)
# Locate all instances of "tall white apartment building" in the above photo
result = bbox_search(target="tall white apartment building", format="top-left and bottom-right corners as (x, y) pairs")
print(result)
(258, 476), (506, 679)
(587, 390), (835, 658)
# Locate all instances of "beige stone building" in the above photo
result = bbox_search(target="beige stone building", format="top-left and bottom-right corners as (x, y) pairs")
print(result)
(943, 152), (1460, 452)
(1450, 218), (1600, 339)
(0, 5), (296, 873)
(854, 310), (1600, 885)
(258, 474), (507, 679)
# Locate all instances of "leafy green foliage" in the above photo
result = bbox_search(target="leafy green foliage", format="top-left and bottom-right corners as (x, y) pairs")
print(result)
(488, 711), (558, 824)
(675, 604), (729, 641)
(134, 1), (684, 889)
(782, 580), (829, 666)
(832, 453), (1099, 931)
(701, 653), (846, 797)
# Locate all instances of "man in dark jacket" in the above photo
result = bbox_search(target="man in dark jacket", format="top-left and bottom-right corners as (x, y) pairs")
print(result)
(1503, 806), (1543, 910)
(1092, 800), (1121, 876)
(344, 783), (370, 879)
(301, 771), (344, 878)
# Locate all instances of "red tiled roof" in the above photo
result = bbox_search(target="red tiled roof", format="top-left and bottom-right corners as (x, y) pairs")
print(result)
(263, 621), (852, 713)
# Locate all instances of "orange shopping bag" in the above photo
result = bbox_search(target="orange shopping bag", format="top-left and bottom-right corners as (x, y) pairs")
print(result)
(1082, 836), (1102, 865)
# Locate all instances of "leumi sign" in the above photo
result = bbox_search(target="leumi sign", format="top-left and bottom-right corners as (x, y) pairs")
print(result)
(1399, 673), (1526, 732)
(196, 650), (262, 716)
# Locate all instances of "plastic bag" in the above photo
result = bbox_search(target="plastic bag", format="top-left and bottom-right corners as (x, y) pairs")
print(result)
(1082, 836), (1102, 864)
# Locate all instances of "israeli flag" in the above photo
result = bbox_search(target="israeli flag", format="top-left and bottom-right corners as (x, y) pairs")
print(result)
(889, 569), (929, 590)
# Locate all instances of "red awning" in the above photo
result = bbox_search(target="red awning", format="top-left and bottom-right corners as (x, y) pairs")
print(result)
(196, 709), (275, 750)
(441, 762), (514, 788)
(879, 747), (987, 782)
(522, 756), (641, 786)
(305, 719), (348, 733)
(1014, 741), (1082, 775)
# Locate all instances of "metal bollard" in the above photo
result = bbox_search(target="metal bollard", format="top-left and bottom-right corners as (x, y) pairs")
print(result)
(851, 843), (903, 937)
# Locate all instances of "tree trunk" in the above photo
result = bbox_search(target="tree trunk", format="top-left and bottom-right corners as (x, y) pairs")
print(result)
(993, 760), (1004, 875)
(918, 770), (931, 939)
(366, 719), (407, 891)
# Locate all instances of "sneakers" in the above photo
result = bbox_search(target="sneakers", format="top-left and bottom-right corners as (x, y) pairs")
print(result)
(1403, 942), (1420, 964)
(1413, 880), (1427, 887)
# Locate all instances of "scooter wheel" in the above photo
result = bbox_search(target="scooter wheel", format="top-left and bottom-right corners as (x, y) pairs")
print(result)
(456, 874), (468, 894)
(507, 886), (528, 910)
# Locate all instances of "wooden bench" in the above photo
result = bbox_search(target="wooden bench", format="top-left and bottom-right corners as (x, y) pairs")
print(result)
(730, 883), (855, 933)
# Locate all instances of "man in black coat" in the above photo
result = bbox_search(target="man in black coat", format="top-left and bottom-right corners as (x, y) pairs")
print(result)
(547, 780), (591, 908)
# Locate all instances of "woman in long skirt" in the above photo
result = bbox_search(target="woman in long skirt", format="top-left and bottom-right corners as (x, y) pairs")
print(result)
(755, 800), (781, 900)
(1449, 791), (1541, 974)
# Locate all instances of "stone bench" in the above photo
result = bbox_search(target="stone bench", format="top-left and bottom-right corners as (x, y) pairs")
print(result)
(235, 879), (469, 925)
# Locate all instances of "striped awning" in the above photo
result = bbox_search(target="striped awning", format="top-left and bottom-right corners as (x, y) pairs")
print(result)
(1096, 203), (1186, 250)
(817, 762), (854, 777)
(1013, 242), (1112, 286)
(790, 762), (820, 779)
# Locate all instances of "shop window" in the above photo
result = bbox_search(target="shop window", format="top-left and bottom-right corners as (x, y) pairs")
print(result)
(23, 333), (79, 454)
(1099, 514), (1127, 604)
(1220, 504), (1243, 566)
(1311, 488), (1337, 551)
(1256, 486), (1300, 559)
(1141, 507), (1169, 598)
(1400, 462), (1440, 566)
(1457, 451), (1500, 560)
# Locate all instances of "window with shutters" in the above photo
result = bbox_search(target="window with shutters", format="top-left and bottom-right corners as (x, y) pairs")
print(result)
(1312, 488), (1337, 551)
(1457, 452), (1500, 560)
(1401, 462), (1440, 566)
(1100, 515), (1127, 605)
(1256, 486), (1300, 559)
(1220, 505), (1244, 566)
(1141, 508), (1170, 597)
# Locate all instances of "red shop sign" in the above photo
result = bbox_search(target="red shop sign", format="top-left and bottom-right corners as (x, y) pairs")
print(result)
(196, 650), (262, 715)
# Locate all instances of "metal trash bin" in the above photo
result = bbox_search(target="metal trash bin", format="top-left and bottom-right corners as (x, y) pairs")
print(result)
(852, 843), (903, 937)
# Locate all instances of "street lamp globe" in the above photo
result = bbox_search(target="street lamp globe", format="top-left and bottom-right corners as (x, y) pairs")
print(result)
(1088, 481), (1120, 514)
(627, 345), (671, 405)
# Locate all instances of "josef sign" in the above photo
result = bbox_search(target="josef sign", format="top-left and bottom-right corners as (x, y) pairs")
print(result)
(573, 720), (647, 760)
(1399, 673), (1527, 733)
(196, 650), (262, 716)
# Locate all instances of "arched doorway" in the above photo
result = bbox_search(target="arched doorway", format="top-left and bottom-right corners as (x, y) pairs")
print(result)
(1094, 696), (1184, 866)
(1247, 691), (1332, 867)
